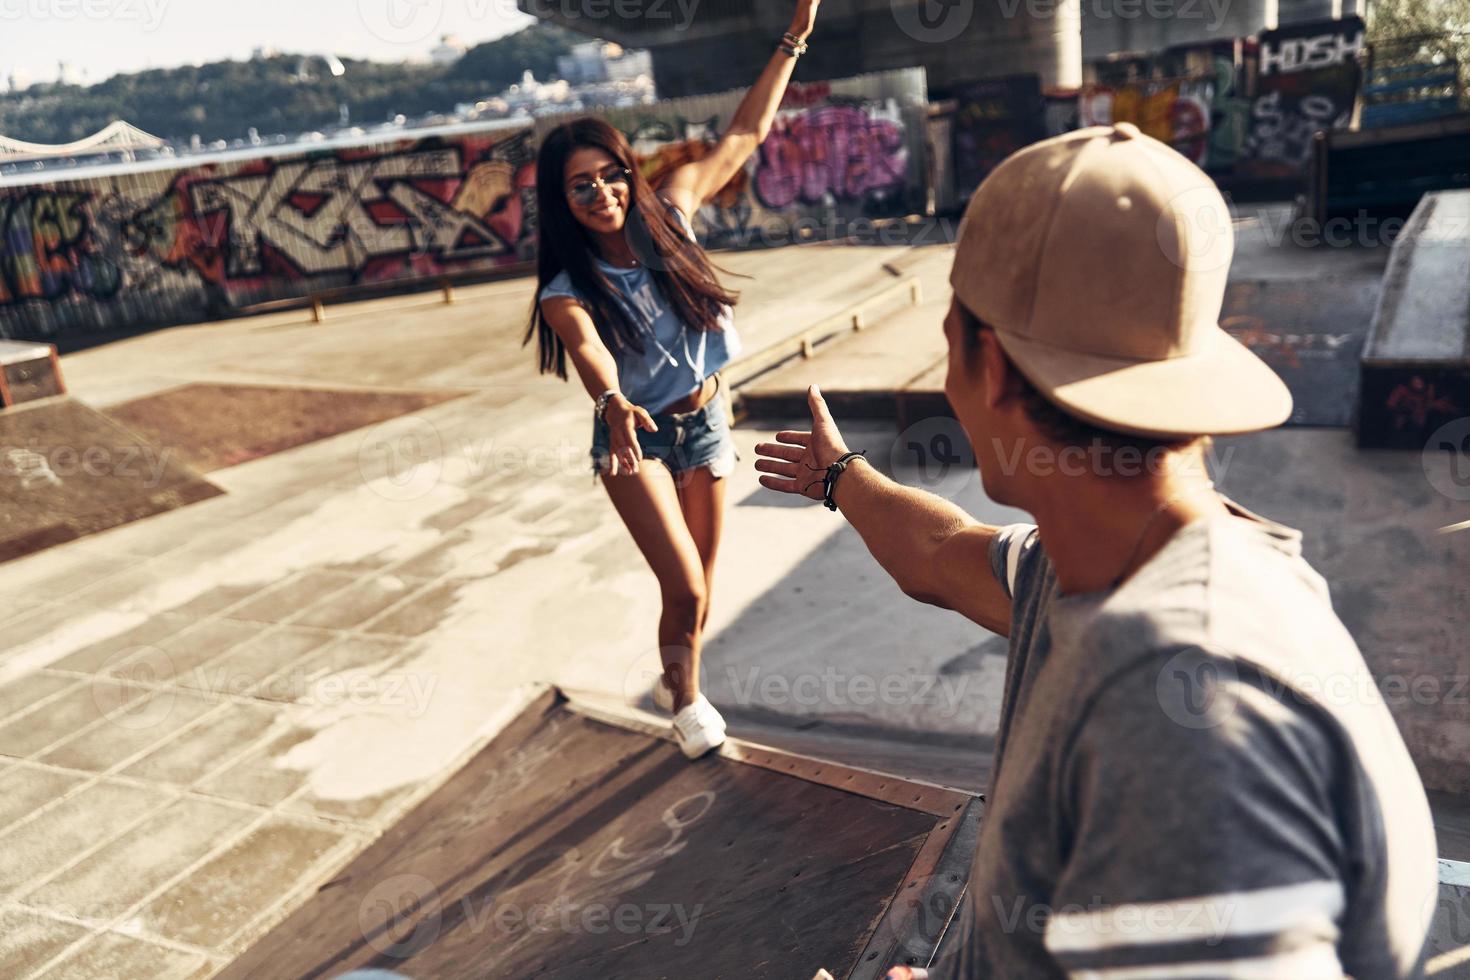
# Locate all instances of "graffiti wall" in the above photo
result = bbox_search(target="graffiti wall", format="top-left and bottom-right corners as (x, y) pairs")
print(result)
(541, 68), (929, 249)
(2, 70), (925, 341)
(931, 16), (1362, 201)
(1241, 17), (1365, 176)
(1081, 38), (1262, 172)
(1080, 76), (1215, 166)
(0, 123), (537, 343)
(950, 76), (1046, 199)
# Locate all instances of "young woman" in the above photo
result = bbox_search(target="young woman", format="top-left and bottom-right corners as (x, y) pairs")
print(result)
(525, 0), (820, 759)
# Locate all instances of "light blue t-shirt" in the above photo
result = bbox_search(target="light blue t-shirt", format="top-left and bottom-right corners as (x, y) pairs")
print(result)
(538, 208), (741, 415)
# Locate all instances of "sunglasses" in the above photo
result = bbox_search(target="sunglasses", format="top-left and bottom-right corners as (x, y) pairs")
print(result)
(567, 166), (632, 207)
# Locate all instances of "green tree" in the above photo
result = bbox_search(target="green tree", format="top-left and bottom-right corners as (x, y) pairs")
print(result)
(1366, 0), (1470, 107)
(452, 22), (582, 88)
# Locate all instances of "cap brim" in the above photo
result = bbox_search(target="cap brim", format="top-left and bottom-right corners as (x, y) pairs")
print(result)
(994, 322), (1293, 439)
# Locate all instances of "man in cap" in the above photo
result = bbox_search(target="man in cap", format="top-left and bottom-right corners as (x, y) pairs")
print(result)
(755, 123), (1436, 977)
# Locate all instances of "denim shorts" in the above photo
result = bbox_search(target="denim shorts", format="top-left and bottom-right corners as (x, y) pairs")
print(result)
(592, 373), (740, 479)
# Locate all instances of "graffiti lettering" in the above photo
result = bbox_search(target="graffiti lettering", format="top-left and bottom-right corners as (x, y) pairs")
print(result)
(1243, 90), (1344, 169)
(1386, 378), (1460, 430)
(180, 148), (512, 282)
(1241, 18), (1364, 175)
(1259, 28), (1364, 76)
(754, 104), (908, 209)
(0, 128), (535, 335)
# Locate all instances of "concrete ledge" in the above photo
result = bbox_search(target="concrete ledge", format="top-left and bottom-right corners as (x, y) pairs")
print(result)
(725, 274), (922, 393)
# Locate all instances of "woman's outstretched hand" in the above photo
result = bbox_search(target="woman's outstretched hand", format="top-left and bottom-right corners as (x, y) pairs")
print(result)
(788, 0), (821, 39)
(605, 396), (658, 476)
(755, 385), (852, 501)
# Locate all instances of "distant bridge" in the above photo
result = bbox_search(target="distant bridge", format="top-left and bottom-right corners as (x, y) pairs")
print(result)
(0, 120), (165, 161)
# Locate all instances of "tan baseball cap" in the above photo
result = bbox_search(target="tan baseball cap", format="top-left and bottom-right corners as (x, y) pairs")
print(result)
(949, 122), (1292, 439)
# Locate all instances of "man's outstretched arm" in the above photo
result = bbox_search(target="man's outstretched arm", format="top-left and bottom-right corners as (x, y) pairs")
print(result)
(754, 385), (1012, 636)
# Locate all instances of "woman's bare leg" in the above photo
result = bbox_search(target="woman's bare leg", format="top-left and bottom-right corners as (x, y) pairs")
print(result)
(600, 461), (707, 711)
(674, 464), (727, 635)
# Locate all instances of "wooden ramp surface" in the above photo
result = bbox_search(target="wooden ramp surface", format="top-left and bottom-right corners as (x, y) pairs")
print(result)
(216, 690), (981, 980)
(0, 396), (222, 563)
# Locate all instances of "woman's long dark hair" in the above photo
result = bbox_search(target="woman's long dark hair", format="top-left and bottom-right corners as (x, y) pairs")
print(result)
(523, 117), (740, 380)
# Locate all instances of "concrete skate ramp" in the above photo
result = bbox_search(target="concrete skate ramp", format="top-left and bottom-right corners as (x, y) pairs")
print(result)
(1357, 189), (1470, 449)
(0, 397), (222, 563)
(216, 689), (981, 980)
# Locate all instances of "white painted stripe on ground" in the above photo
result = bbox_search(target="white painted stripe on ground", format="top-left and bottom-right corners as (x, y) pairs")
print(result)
(1045, 880), (1344, 953)
(1441, 858), (1470, 887)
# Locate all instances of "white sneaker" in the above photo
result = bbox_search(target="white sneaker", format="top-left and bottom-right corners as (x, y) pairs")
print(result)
(671, 694), (727, 759)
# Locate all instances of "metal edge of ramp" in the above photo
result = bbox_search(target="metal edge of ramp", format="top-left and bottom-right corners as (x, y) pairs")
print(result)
(562, 691), (983, 980)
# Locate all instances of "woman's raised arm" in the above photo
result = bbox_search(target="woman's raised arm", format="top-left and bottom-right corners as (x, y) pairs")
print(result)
(659, 0), (821, 216)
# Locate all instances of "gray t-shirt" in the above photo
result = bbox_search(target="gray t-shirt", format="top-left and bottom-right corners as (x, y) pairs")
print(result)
(936, 502), (1438, 978)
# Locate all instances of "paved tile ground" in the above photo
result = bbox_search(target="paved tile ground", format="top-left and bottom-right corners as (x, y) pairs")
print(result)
(0, 237), (1465, 976)
(0, 245), (945, 977)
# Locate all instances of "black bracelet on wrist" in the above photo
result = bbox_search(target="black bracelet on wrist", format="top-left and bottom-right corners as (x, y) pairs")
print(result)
(822, 450), (866, 512)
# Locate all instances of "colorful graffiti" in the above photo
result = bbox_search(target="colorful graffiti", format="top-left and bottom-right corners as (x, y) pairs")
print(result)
(168, 149), (525, 285)
(1199, 47), (1256, 171)
(579, 69), (927, 249)
(1077, 39), (1257, 172)
(951, 75), (1046, 198)
(1385, 376), (1461, 431)
(627, 115), (755, 243)
(0, 127), (537, 340)
(1, 69), (927, 339)
(753, 102), (908, 210)
(0, 191), (124, 306)
(946, 17), (1362, 188)
(620, 99), (914, 244)
(1080, 78), (1213, 166)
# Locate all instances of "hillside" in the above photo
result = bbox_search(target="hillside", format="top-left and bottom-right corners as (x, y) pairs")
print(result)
(0, 23), (580, 146)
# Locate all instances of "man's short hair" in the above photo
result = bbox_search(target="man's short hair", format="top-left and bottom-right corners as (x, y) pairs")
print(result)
(956, 302), (1197, 455)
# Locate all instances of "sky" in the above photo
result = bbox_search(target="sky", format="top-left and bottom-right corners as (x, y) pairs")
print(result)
(1, 0), (536, 86)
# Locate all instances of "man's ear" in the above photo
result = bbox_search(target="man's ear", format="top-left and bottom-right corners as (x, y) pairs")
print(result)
(978, 330), (1014, 412)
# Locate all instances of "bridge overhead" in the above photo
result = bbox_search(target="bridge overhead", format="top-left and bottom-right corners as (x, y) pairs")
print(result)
(520, 0), (1084, 96)
(521, 0), (1354, 98)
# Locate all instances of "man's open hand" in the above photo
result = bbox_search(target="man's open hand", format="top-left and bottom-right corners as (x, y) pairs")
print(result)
(754, 385), (851, 501)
